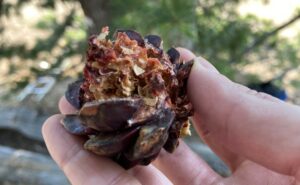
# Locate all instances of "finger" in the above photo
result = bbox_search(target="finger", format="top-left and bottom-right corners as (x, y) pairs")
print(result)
(176, 47), (218, 73)
(129, 165), (173, 185)
(59, 96), (77, 114)
(192, 112), (245, 171)
(233, 82), (281, 103)
(177, 48), (244, 170)
(176, 47), (196, 61)
(187, 55), (300, 177)
(43, 114), (141, 185)
(153, 141), (221, 185)
(223, 160), (296, 185)
(183, 57), (278, 170)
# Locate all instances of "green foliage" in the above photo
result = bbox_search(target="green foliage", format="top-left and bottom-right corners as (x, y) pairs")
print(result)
(106, 0), (285, 77)
(35, 11), (57, 29)
(111, 0), (197, 48)
(291, 80), (300, 88)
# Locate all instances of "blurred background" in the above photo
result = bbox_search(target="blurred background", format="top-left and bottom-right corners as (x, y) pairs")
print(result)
(0, 0), (300, 184)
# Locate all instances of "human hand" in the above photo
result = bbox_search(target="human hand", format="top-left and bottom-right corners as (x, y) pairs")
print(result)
(42, 48), (300, 185)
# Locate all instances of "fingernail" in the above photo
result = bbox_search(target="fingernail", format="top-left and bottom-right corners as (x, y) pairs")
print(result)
(194, 57), (219, 73)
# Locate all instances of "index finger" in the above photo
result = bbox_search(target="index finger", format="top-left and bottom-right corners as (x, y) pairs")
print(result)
(186, 50), (300, 177)
(59, 96), (77, 114)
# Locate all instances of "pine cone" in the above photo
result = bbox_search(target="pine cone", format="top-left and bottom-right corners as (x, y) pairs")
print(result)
(62, 27), (194, 169)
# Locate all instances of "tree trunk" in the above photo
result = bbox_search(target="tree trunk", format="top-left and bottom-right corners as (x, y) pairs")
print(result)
(0, 0), (3, 12)
(78, 0), (112, 35)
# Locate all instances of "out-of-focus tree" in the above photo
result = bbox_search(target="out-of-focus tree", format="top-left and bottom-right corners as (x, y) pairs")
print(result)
(1, 0), (300, 101)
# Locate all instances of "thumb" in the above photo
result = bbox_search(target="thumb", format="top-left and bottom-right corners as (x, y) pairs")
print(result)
(187, 55), (300, 177)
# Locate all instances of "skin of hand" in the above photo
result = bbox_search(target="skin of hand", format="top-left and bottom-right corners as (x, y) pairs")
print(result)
(42, 48), (300, 185)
